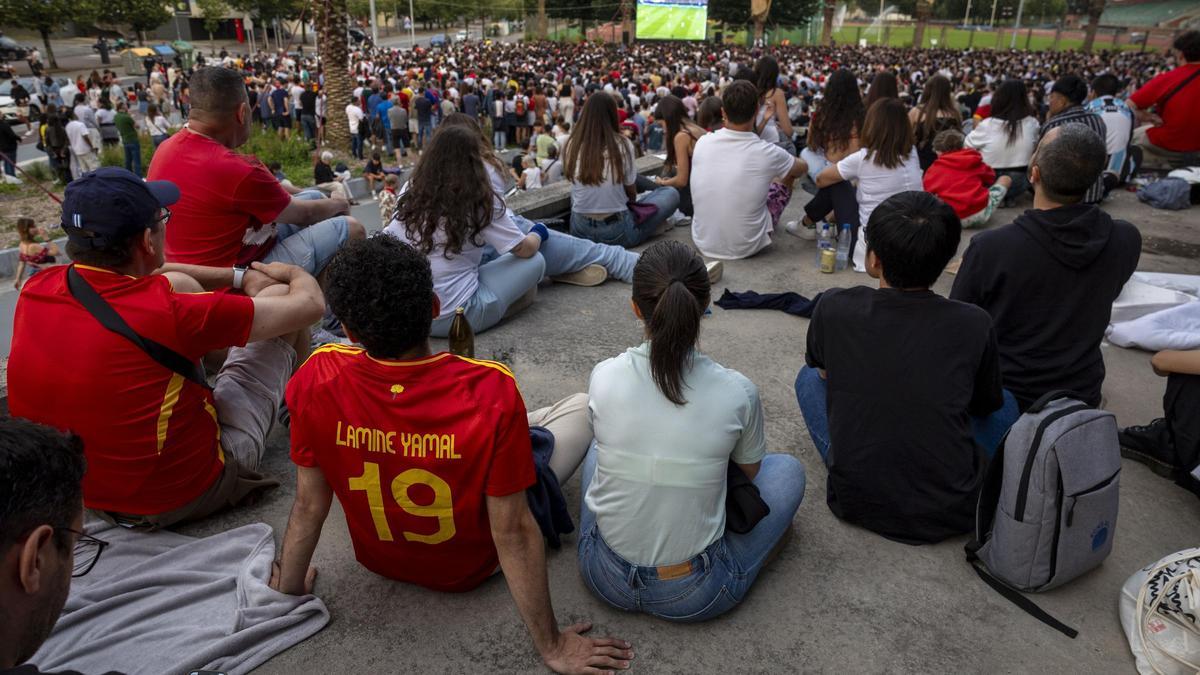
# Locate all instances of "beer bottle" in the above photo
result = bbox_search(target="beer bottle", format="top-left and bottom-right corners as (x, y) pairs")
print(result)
(448, 307), (475, 358)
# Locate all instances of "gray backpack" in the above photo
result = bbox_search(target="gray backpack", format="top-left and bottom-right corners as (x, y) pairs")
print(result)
(967, 391), (1121, 638)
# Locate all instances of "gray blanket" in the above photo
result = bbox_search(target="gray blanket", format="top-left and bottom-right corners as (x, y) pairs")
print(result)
(31, 520), (328, 675)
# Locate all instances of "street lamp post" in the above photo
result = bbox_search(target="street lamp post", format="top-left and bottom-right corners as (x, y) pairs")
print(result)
(370, 0), (379, 43)
(409, 0), (416, 46)
(1010, 0), (1026, 49)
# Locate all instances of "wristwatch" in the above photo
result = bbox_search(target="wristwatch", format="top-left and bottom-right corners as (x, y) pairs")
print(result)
(232, 265), (248, 291)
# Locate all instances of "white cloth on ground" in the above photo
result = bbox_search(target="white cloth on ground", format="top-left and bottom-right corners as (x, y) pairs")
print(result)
(30, 520), (329, 675)
(1107, 300), (1200, 352)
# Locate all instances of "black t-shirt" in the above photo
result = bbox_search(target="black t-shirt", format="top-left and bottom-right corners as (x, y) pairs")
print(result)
(313, 162), (335, 184)
(413, 95), (433, 123)
(805, 286), (1003, 544)
(299, 89), (317, 116)
(363, 160), (383, 176)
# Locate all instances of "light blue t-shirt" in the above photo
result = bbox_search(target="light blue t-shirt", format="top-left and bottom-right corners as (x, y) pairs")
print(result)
(585, 343), (767, 566)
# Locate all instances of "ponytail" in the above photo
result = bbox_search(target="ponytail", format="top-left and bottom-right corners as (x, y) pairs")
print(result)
(632, 241), (711, 406)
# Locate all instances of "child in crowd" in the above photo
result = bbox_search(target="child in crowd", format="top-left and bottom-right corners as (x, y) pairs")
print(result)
(518, 154), (542, 190)
(377, 173), (399, 224)
(796, 191), (1016, 544)
(923, 129), (1012, 228)
(363, 151), (385, 196)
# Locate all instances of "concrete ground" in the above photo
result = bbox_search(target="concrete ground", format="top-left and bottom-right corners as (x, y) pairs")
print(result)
(155, 187), (1200, 674)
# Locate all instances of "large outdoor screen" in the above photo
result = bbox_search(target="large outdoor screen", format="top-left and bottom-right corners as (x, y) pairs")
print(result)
(635, 0), (709, 41)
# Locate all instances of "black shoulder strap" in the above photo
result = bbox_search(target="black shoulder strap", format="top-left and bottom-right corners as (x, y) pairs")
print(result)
(1159, 67), (1200, 115)
(968, 430), (1009, 556)
(67, 267), (211, 390)
(968, 560), (1079, 639)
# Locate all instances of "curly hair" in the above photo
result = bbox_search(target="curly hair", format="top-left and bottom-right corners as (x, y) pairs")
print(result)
(394, 125), (499, 258)
(324, 236), (434, 358)
(809, 69), (864, 155)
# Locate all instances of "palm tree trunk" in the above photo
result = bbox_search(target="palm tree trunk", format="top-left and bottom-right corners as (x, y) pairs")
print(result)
(821, 1), (835, 46)
(1081, 0), (1106, 53)
(537, 0), (547, 39)
(318, 0), (352, 153)
(912, 0), (931, 48)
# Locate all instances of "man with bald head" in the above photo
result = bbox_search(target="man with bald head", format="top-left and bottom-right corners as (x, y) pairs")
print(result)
(148, 66), (365, 276)
(951, 124), (1140, 410)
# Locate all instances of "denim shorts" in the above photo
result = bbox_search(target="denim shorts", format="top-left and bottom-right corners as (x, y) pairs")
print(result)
(264, 217), (350, 276)
(577, 524), (745, 623)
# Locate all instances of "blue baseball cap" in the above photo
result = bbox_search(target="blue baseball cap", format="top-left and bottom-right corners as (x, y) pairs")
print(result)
(61, 168), (179, 248)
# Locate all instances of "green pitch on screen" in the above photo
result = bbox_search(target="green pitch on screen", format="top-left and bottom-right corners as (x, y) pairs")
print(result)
(635, 3), (708, 41)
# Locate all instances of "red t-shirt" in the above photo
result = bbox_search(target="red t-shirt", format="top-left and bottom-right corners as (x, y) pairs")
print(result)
(8, 265), (255, 514)
(147, 129), (293, 267)
(287, 347), (536, 593)
(1129, 63), (1200, 153)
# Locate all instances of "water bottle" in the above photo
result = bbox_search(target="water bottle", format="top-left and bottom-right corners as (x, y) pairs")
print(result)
(835, 224), (852, 271)
(815, 222), (834, 268)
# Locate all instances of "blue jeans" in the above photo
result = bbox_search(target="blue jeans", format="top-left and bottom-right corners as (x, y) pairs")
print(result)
(577, 442), (806, 622)
(350, 133), (363, 159)
(123, 142), (142, 176)
(301, 114), (317, 141)
(152, 134), (168, 148)
(429, 252), (546, 338)
(417, 122), (433, 149)
(1, 156), (13, 177)
(262, 189), (350, 276)
(569, 186), (679, 249)
(507, 214), (638, 282)
(793, 366), (1020, 462)
(492, 122), (506, 149)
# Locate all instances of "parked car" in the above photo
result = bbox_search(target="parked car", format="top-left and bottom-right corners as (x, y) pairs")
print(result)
(429, 33), (447, 47)
(348, 26), (368, 45)
(454, 30), (470, 43)
(0, 35), (30, 62)
(0, 77), (68, 124)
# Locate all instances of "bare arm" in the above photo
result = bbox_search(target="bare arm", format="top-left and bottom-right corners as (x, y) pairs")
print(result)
(274, 466), (333, 595)
(510, 233), (541, 258)
(824, 134), (860, 164)
(736, 461), (762, 481)
(274, 193), (351, 227)
(624, 180), (638, 201)
(1126, 99), (1163, 127)
(488, 491), (633, 674)
(773, 89), (794, 138)
(657, 132), (693, 189)
(246, 262), (325, 342)
(1152, 350), (1200, 377)
(815, 163), (845, 189)
(155, 262), (280, 297)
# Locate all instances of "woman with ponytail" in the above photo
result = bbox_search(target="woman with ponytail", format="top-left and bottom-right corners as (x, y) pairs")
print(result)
(576, 240), (806, 622)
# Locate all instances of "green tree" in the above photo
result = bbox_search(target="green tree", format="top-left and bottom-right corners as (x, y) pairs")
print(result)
(0, 0), (96, 68)
(102, 0), (174, 45)
(195, 0), (229, 54)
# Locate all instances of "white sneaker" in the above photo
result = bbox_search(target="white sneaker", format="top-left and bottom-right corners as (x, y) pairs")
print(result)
(705, 260), (723, 285)
(785, 219), (817, 240)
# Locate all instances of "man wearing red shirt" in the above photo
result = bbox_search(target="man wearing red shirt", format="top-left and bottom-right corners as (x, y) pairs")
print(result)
(1129, 30), (1200, 169)
(8, 167), (326, 527)
(273, 236), (633, 674)
(147, 66), (365, 274)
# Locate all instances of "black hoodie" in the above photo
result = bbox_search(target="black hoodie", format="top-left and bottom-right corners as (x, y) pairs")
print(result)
(950, 204), (1140, 409)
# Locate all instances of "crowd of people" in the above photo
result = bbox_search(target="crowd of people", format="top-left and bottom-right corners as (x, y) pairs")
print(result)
(2, 28), (1200, 674)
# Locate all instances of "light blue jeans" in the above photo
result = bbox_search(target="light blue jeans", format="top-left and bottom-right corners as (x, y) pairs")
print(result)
(569, 186), (679, 249)
(577, 442), (806, 622)
(509, 214), (638, 282)
(794, 366), (1020, 462)
(262, 189), (350, 276)
(429, 252), (546, 338)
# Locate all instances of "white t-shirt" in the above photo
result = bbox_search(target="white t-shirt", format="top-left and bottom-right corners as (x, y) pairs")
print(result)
(690, 128), (795, 260)
(383, 171), (524, 319)
(569, 136), (636, 216)
(346, 104), (364, 134)
(586, 343), (768, 566)
(65, 120), (92, 155)
(836, 147), (924, 271)
(521, 166), (543, 189)
(290, 84), (305, 109)
(964, 116), (1039, 169)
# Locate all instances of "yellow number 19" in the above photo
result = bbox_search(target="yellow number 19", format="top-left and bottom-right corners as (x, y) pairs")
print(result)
(347, 462), (457, 545)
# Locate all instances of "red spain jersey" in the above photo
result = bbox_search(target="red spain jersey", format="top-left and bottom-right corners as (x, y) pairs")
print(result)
(8, 264), (254, 514)
(286, 346), (535, 593)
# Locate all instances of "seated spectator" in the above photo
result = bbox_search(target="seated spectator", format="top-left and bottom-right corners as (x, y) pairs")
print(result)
(1119, 350), (1200, 499)
(651, 95), (706, 219)
(377, 173), (399, 224)
(272, 236), (633, 674)
(8, 168), (325, 528)
(147, 67), (365, 276)
(965, 79), (1040, 207)
(530, 120), (555, 161)
(518, 154), (542, 190)
(1040, 74), (1107, 204)
(1086, 73), (1137, 192)
(791, 69), (864, 240)
(951, 125), (1140, 410)
(0, 419), (96, 674)
(364, 152), (386, 196)
(313, 150), (353, 203)
(691, 80), (806, 260)
(909, 74), (963, 170)
(579, 240), (805, 621)
(923, 129), (1012, 229)
(13, 217), (59, 291)
(540, 144), (564, 185)
(815, 98), (923, 272)
(565, 92), (679, 248)
(1127, 30), (1200, 171)
(795, 191), (1011, 544)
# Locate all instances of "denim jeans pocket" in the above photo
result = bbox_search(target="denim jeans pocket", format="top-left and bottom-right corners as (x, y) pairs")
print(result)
(646, 583), (740, 623)
(570, 214), (632, 247)
(578, 532), (637, 610)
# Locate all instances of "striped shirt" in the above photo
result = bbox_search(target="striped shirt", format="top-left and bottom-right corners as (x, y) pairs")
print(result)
(1040, 106), (1108, 204)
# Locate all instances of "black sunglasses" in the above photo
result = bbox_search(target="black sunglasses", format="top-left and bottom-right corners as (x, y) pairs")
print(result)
(155, 207), (172, 227)
(56, 528), (110, 577)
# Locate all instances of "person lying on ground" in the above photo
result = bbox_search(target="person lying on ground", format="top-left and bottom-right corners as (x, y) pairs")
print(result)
(272, 235), (634, 675)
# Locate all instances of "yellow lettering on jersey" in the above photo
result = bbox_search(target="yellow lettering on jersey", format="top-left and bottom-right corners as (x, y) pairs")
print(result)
(338, 424), (459, 461)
